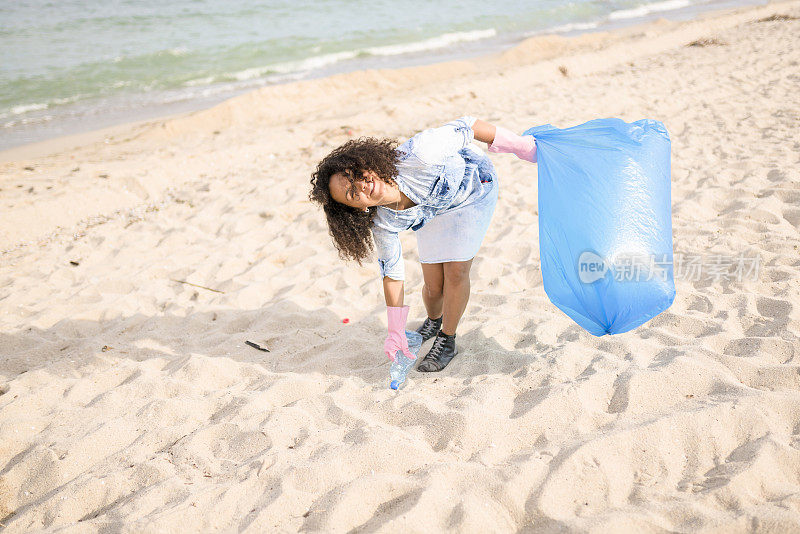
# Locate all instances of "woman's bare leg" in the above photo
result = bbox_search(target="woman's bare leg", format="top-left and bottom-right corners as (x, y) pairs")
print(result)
(420, 262), (445, 320)
(441, 259), (473, 336)
(417, 259), (473, 372)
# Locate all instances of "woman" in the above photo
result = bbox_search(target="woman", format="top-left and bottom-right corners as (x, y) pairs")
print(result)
(309, 117), (536, 372)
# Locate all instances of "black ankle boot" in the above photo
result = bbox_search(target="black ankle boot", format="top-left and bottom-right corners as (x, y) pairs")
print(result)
(415, 316), (443, 342)
(417, 332), (458, 372)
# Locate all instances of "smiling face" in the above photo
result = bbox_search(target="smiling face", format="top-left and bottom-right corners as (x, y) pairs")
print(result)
(309, 136), (401, 263)
(329, 169), (394, 209)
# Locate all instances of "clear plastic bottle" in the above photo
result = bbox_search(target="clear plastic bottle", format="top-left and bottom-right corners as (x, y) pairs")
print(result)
(388, 330), (423, 390)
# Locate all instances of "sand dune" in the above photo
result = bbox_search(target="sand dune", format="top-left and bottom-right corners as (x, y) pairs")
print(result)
(1, 1), (800, 531)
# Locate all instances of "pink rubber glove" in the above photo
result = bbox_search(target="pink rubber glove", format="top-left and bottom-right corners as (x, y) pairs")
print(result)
(488, 126), (537, 163)
(384, 305), (414, 362)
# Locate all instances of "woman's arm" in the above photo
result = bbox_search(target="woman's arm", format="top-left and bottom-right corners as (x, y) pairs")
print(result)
(474, 119), (537, 163)
(372, 225), (405, 305)
(472, 119), (497, 145)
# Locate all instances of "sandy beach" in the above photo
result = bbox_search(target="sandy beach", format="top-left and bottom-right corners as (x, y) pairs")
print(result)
(1, 0), (800, 531)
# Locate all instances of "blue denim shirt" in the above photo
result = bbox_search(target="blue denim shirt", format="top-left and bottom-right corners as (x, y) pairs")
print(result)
(371, 116), (497, 280)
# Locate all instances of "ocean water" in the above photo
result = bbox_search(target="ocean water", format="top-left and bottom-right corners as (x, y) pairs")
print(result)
(0, 0), (763, 150)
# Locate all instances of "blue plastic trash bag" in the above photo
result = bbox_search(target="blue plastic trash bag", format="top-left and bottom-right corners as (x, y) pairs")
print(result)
(524, 118), (675, 336)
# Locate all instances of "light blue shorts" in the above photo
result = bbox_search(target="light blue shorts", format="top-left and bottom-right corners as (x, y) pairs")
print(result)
(415, 173), (499, 264)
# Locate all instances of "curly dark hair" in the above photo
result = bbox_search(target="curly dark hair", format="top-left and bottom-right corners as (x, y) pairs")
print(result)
(309, 137), (400, 264)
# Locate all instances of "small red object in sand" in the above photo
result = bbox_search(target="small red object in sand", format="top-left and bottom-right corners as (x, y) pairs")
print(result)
(342, 318), (350, 323)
